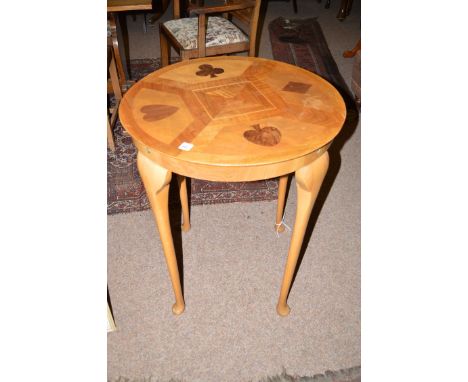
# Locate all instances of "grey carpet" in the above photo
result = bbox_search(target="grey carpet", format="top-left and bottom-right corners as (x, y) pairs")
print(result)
(108, 0), (360, 380)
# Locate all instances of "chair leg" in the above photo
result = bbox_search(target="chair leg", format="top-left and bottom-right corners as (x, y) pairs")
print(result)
(109, 54), (122, 101)
(337, 0), (348, 20)
(109, 13), (127, 86)
(343, 39), (361, 58)
(180, 50), (190, 61)
(160, 27), (170, 67)
(346, 0), (353, 15)
(107, 116), (115, 151)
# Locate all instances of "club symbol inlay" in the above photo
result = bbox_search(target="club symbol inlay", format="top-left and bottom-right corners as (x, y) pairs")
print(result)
(243, 124), (281, 147)
(196, 64), (224, 78)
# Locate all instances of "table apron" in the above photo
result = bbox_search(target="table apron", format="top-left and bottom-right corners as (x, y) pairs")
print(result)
(134, 140), (332, 182)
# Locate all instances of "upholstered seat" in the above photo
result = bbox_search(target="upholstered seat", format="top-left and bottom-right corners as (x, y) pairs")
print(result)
(163, 16), (248, 50)
(159, 0), (261, 66)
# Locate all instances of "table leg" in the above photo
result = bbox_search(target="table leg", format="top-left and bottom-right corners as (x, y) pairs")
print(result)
(275, 175), (289, 233)
(137, 152), (185, 315)
(276, 152), (329, 316)
(177, 175), (191, 232)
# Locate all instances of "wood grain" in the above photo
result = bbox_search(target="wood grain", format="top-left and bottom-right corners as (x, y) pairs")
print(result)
(107, 0), (152, 12)
(119, 57), (346, 174)
(141, 104), (179, 121)
(243, 124), (281, 146)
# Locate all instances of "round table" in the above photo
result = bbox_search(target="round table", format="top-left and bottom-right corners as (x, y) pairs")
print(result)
(119, 56), (346, 316)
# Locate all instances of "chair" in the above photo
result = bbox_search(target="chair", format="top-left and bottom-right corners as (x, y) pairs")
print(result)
(159, 0), (262, 66)
(107, 45), (122, 151)
(107, 16), (127, 88)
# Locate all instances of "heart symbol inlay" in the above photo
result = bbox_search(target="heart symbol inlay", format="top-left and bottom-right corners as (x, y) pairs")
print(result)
(140, 104), (178, 122)
(243, 124), (281, 147)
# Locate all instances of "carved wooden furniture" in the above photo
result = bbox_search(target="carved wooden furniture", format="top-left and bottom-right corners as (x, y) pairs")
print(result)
(107, 289), (116, 332)
(351, 49), (361, 106)
(159, 0), (262, 66)
(317, 0), (353, 20)
(107, 46), (122, 151)
(343, 39), (360, 106)
(268, 0), (297, 13)
(118, 56), (346, 316)
(337, 0), (353, 20)
(107, 0), (153, 89)
(317, 0), (331, 10)
(343, 39), (360, 58)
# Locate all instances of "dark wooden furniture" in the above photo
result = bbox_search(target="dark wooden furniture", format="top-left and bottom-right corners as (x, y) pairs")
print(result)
(317, 0), (353, 21)
(269, 0), (297, 13)
(107, 46), (123, 151)
(337, 0), (353, 20)
(159, 0), (262, 66)
(107, 0), (153, 89)
(343, 39), (361, 106)
(317, 0), (331, 10)
(343, 39), (360, 58)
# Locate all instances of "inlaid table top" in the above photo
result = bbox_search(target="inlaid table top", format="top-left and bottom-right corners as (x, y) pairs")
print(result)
(119, 56), (346, 175)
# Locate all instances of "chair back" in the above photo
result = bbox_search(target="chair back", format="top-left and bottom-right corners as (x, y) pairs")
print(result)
(228, 0), (262, 56)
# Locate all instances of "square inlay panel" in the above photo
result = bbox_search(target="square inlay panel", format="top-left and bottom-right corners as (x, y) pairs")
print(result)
(193, 81), (276, 120)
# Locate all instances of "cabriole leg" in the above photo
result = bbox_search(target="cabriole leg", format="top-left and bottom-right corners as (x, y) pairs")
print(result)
(276, 152), (329, 316)
(137, 152), (185, 315)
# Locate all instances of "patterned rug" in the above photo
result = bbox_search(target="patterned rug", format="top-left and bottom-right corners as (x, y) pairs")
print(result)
(108, 17), (352, 215)
(268, 17), (353, 100)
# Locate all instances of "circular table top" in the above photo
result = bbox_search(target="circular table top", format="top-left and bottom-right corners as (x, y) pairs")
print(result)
(119, 56), (346, 169)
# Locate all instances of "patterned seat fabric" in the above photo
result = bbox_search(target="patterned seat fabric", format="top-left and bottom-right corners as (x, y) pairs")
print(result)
(163, 16), (248, 50)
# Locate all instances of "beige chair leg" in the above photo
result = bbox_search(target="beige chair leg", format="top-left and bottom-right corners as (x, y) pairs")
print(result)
(137, 152), (185, 315)
(275, 175), (289, 233)
(177, 175), (191, 232)
(107, 116), (115, 151)
(108, 13), (127, 86)
(109, 54), (122, 100)
(276, 152), (329, 316)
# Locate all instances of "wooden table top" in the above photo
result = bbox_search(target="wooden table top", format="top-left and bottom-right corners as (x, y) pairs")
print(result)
(119, 56), (346, 171)
(107, 0), (152, 12)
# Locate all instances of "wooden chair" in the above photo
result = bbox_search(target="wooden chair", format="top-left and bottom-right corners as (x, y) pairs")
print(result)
(159, 0), (262, 66)
(107, 16), (127, 88)
(107, 45), (122, 151)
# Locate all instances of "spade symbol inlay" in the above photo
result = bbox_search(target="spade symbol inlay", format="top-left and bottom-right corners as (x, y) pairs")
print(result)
(243, 124), (281, 147)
